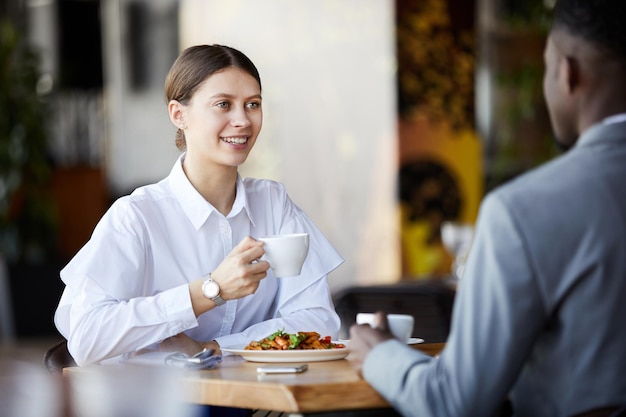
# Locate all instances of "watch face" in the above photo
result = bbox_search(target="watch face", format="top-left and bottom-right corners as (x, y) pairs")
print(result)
(202, 280), (220, 298)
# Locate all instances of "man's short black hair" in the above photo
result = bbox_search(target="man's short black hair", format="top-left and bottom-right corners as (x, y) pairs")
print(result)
(552, 0), (626, 62)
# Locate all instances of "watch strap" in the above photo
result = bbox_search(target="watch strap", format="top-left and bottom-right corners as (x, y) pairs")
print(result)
(211, 294), (226, 306)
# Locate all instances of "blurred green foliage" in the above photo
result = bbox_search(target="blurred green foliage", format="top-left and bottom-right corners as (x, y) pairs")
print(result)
(0, 19), (57, 263)
(501, 0), (554, 29)
(486, 0), (557, 190)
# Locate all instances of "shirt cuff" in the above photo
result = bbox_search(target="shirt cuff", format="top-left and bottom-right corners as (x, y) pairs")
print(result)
(362, 339), (432, 400)
(214, 333), (246, 349)
(163, 283), (198, 334)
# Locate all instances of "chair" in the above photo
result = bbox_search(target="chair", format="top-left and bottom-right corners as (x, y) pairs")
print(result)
(333, 278), (456, 342)
(570, 406), (626, 417)
(43, 340), (76, 374)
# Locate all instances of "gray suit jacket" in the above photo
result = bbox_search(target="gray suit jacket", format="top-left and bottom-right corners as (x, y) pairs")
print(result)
(363, 119), (626, 417)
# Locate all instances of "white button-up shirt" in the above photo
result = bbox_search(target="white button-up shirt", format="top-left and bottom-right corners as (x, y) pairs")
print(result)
(55, 154), (343, 365)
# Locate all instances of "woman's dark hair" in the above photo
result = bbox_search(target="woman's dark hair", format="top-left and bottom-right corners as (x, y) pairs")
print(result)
(552, 0), (626, 62)
(164, 44), (262, 150)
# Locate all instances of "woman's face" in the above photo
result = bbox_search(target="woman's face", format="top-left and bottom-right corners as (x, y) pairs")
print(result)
(180, 67), (262, 168)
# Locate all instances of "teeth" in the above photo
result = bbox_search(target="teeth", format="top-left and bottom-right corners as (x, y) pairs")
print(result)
(222, 137), (248, 144)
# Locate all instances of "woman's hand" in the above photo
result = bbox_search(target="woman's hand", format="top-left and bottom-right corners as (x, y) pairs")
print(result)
(189, 236), (270, 316)
(159, 333), (222, 356)
(211, 236), (270, 300)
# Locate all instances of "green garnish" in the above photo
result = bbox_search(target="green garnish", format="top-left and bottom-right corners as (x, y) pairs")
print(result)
(268, 328), (285, 341)
(264, 329), (308, 349)
(289, 333), (305, 349)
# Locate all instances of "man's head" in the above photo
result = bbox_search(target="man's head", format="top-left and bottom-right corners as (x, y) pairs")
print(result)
(543, 0), (626, 150)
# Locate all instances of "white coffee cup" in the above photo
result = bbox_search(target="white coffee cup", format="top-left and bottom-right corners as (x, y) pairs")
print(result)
(356, 313), (414, 342)
(258, 233), (309, 278)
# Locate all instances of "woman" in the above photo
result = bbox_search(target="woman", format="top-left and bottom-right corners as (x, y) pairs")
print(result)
(54, 44), (343, 366)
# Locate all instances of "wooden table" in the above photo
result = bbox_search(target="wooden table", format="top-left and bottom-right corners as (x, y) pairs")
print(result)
(176, 342), (443, 413)
(64, 343), (445, 414)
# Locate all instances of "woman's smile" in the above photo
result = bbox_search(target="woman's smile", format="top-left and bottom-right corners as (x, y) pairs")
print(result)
(221, 136), (249, 145)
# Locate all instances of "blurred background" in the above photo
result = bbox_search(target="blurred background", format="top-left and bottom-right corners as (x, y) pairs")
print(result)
(0, 0), (556, 348)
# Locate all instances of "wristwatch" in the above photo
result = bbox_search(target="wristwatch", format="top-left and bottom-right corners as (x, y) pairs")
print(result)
(201, 274), (225, 306)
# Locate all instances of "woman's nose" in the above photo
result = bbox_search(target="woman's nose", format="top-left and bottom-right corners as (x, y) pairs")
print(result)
(230, 107), (251, 127)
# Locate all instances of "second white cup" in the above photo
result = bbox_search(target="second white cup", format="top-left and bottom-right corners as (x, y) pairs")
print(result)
(356, 313), (414, 342)
(258, 233), (309, 278)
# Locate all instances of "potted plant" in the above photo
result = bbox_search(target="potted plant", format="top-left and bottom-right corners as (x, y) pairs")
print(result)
(1, 18), (61, 338)
(0, 18), (57, 264)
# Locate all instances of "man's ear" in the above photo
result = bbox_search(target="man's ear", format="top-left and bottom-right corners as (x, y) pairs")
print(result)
(561, 56), (580, 94)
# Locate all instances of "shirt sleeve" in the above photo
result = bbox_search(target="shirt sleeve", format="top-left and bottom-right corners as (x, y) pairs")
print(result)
(55, 201), (199, 365)
(362, 192), (546, 417)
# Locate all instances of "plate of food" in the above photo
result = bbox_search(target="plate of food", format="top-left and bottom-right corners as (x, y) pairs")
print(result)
(222, 330), (349, 363)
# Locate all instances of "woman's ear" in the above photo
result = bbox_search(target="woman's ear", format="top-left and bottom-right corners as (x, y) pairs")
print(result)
(168, 100), (186, 129)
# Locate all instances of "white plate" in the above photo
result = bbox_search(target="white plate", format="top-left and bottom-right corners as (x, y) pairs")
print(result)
(338, 337), (424, 345)
(221, 345), (350, 363)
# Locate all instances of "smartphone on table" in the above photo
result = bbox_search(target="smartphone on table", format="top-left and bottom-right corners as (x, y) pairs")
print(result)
(256, 364), (308, 374)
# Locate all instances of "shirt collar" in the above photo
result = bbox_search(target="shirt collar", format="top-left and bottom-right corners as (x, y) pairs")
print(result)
(576, 117), (626, 149)
(602, 113), (626, 126)
(168, 153), (256, 230)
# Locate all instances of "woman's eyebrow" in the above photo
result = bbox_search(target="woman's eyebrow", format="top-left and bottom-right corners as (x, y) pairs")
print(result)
(209, 93), (262, 100)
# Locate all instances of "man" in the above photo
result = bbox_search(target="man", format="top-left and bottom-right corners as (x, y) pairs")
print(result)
(348, 1), (626, 416)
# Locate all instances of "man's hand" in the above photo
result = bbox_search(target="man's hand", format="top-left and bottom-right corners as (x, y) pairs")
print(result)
(348, 311), (394, 375)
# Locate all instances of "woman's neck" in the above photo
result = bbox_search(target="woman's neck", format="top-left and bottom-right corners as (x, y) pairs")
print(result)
(182, 156), (238, 216)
